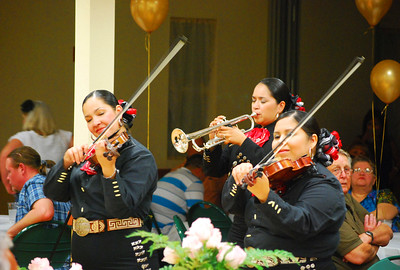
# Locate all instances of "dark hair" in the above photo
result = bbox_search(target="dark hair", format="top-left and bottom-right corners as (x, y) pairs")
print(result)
(184, 154), (204, 169)
(277, 110), (320, 138)
(259, 78), (295, 112)
(351, 155), (375, 173)
(277, 110), (340, 167)
(83, 90), (135, 129)
(7, 146), (54, 175)
(20, 99), (35, 114)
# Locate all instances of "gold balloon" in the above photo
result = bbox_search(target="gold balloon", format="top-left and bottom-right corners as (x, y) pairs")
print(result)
(130, 0), (169, 33)
(355, 0), (392, 27)
(370, 60), (400, 104)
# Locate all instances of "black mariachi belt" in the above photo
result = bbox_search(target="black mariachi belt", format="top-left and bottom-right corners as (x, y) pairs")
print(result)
(72, 217), (143, 237)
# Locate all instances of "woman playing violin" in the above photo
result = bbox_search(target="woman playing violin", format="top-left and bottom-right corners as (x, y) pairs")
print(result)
(44, 90), (159, 270)
(222, 110), (346, 269)
(204, 78), (302, 247)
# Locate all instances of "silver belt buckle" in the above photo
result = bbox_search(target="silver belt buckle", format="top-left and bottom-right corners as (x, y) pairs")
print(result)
(74, 217), (90, 237)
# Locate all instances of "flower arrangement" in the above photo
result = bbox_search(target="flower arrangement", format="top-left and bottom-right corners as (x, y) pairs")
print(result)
(128, 217), (295, 270)
(18, 258), (82, 270)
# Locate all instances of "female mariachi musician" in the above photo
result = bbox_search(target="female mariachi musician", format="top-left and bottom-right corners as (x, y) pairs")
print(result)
(222, 110), (346, 269)
(203, 78), (302, 247)
(44, 90), (159, 270)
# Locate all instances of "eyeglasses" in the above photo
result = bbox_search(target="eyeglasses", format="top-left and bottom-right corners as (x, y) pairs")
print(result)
(332, 168), (351, 176)
(352, 167), (374, 174)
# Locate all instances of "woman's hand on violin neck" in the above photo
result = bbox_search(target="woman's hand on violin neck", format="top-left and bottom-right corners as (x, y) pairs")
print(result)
(247, 174), (270, 203)
(63, 144), (89, 169)
(232, 163), (254, 185)
(95, 140), (117, 168)
(232, 163), (270, 203)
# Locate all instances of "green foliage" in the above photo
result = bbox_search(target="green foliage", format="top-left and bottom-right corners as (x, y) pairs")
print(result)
(127, 230), (297, 270)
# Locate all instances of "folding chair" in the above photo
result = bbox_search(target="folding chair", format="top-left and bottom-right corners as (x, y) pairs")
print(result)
(368, 255), (400, 270)
(187, 201), (232, 241)
(12, 221), (71, 268)
(173, 215), (187, 241)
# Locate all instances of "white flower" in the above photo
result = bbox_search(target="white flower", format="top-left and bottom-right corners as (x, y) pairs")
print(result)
(162, 246), (180, 264)
(28, 258), (53, 270)
(205, 228), (222, 248)
(185, 217), (214, 242)
(217, 242), (247, 268)
(69, 263), (83, 270)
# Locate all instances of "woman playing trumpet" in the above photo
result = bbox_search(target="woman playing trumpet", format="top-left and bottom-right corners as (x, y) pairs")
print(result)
(203, 78), (302, 247)
(222, 110), (346, 269)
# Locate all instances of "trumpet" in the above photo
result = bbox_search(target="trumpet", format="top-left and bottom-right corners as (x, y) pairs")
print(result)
(171, 112), (256, 153)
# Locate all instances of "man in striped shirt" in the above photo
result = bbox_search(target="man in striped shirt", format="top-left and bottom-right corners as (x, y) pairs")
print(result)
(151, 154), (205, 241)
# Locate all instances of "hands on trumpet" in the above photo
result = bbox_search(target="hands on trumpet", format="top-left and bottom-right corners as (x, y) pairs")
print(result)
(232, 163), (270, 203)
(209, 115), (248, 146)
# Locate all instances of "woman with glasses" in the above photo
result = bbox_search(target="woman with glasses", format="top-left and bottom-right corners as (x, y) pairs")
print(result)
(350, 155), (400, 232)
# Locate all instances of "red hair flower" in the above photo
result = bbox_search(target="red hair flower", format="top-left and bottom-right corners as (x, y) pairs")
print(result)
(295, 97), (305, 111)
(118, 99), (137, 115)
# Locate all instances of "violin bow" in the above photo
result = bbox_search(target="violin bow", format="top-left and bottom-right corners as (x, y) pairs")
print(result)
(89, 35), (188, 148)
(242, 56), (365, 187)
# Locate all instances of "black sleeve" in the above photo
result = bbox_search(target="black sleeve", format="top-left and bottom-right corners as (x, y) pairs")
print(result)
(104, 147), (158, 216)
(43, 160), (72, 202)
(221, 174), (249, 215)
(203, 145), (231, 177)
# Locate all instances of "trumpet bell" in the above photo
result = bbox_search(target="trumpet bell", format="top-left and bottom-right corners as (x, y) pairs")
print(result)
(171, 128), (189, 153)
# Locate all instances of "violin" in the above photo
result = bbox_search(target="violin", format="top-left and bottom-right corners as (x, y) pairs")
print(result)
(242, 156), (314, 195)
(239, 57), (365, 195)
(84, 130), (130, 169)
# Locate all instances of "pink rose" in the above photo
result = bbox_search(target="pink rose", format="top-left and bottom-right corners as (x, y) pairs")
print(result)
(185, 218), (214, 242)
(217, 243), (247, 269)
(162, 246), (180, 264)
(182, 235), (203, 258)
(69, 263), (83, 270)
(28, 258), (54, 270)
(206, 228), (222, 248)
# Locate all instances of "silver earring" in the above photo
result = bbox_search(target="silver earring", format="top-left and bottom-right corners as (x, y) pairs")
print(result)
(276, 113), (279, 119)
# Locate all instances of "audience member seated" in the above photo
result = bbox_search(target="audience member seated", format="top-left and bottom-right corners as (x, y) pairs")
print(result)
(5, 146), (70, 239)
(328, 150), (393, 269)
(171, 138), (227, 208)
(151, 154), (205, 241)
(349, 155), (400, 232)
(351, 109), (400, 190)
(0, 100), (73, 194)
(347, 141), (369, 159)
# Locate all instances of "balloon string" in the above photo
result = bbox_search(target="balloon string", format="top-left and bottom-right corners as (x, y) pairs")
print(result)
(372, 100), (379, 220)
(363, 26), (373, 36)
(145, 33), (151, 149)
(378, 104), (388, 191)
